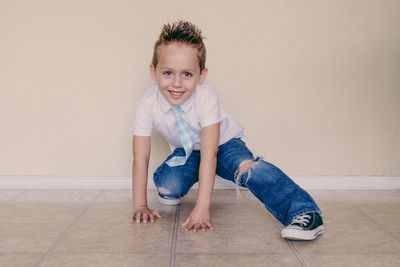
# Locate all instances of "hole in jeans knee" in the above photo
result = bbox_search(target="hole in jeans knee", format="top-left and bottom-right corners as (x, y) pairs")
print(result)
(158, 187), (171, 195)
(232, 160), (257, 199)
(238, 160), (257, 175)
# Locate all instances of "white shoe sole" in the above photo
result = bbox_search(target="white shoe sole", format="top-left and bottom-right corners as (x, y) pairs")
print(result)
(157, 194), (181, 206)
(281, 225), (324, 241)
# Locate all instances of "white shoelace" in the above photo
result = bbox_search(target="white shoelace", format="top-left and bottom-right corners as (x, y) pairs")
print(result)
(290, 214), (311, 226)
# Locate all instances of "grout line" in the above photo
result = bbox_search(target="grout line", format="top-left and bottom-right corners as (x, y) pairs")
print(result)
(360, 209), (400, 242)
(286, 241), (308, 267)
(34, 190), (104, 267)
(270, 216), (308, 267)
(169, 204), (181, 267)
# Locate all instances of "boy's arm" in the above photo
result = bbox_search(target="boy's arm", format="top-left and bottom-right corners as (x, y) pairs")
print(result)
(197, 122), (220, 209)
(182, 122), (220, 232)
(130, 135), (161, 223)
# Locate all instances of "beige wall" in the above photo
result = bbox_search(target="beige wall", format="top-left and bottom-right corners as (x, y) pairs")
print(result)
(1, 0), (399, 177)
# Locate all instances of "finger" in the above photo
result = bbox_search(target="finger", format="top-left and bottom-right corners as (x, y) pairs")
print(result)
(142, 213), (148, 224)
(136, 212), (141, 223)
(130, 213), (135, 221)
(193, 223), (200, 233)
(201, 223), (207, 232)
(185, 221), (194, 232)
(152, 210), (161, 218)
(181, 217), (190, 227)
(149, 213), (155, 223)
(206, 222), (214, 230)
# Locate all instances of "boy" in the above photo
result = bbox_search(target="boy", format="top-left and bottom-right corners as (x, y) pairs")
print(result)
(130, 20), (324, 240)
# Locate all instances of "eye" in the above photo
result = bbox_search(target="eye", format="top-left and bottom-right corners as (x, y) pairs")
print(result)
(184, 72), (192, 77)
(163, 71), (172, 76)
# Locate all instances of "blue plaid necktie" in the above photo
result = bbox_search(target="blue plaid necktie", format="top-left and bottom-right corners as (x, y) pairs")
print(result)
(166, 106), (195, 167)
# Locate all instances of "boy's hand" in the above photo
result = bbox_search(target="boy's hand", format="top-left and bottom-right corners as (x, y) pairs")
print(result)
(181, 205), (213, 233)
(130, 207), (161, 224)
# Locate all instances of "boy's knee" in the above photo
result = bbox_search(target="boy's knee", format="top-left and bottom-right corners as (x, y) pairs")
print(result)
(158, 186), (172, 195)
(240, 160), (294, 186)
(157, 186), (179, 198)
(237, 160), (257, 175)
(237, 159), (282, 184)
(156, 182), (187, 199)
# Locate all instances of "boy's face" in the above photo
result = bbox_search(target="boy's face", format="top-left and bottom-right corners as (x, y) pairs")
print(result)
(150, 42), (208, 106)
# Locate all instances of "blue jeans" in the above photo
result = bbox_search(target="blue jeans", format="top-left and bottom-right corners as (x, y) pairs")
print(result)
(153, 138), (321, 225)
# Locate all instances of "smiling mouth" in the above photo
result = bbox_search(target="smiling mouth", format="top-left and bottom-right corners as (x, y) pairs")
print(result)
(168, 90), (185, 97)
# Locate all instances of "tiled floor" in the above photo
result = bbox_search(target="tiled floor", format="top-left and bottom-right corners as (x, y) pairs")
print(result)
(0, 189), (399, 267)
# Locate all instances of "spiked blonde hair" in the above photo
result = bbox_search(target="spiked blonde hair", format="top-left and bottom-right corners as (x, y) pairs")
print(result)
(152, 20), (206, 71)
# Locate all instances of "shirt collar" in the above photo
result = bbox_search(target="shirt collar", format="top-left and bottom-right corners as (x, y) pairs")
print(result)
(156, 83), (197, 113)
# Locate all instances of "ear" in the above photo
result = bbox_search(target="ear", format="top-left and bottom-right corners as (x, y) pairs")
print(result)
(199, 68), (208, 83)
(149, 64), (157, 81)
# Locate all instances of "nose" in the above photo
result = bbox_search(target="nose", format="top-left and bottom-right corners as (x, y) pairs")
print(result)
(172, 75), (181, 88)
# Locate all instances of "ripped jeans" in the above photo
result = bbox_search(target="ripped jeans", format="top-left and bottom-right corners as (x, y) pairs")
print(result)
(153, 138), (321, 226)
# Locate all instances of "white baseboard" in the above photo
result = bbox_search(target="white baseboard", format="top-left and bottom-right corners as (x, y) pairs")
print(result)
(0, 175), (399, 190)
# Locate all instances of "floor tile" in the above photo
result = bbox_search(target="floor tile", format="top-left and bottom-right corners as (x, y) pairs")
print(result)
(357, 203), (400, 239)
(176, 224), (292, 254)
(307, 190), (340, 204)
(90, 189), (176, 224)
(316, 202), (371, 225)
(0, 224), (69, 253)
(293, 221), (400, 254)
(301, 253), (400, 267)
(94, 190), (132, 203)
(55, 223), (173, 253)
(79, 202), (176, 224)
(179, 201), (275, 226)
(175, 253), (301, 267)
(97, 189), (175, 204)
(357, 202), (400, 219)
(179, 189), (278, 226)
(12, 190), (101, 203)
(41, 253), (170, 267)
(0, 253), (43, 267)
(183, 189), (259, 204)
(0, 203), (86, 224)
(0, 189), (399, 267)
(0, 190), (25, 201)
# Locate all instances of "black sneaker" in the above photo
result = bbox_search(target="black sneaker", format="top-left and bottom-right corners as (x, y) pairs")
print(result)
(281, 212), (324, 241)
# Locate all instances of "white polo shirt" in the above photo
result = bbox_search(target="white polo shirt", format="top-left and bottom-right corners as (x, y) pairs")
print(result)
(133, 82), (244, 151)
